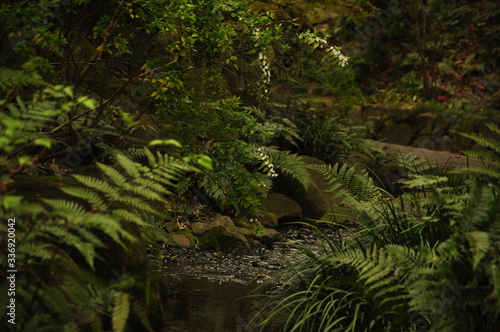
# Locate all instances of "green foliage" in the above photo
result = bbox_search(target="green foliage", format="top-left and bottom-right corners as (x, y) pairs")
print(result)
(0, 67), (45, 91)
(0, 144), (203, 330)
(0, 69), (210, 331)
(454, 122), (500, 189)
(256, 125), (500, 331)
(291, 106), (381, 164)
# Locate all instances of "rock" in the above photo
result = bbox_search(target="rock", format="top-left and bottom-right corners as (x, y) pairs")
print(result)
(267, 192), (302, 223)
(191, 222), (211, 235)
(360, 106), (412, 123)
(435, 135), (453, 151)
(170, 233), (192, 248)
(390, 108), (413, 122)
(378, 122), (414, 146)
(191, 214), (236, 235)
(190, 214), (250, 251)
(164, 222), (177, 233)
(414, 112), (436, 136)
(411, 136), (438, 150)
(258, 212), (279, 228)
(199, 227), (249, 252)
(211, 214), (235, 228)
(434, 113), (461, 132)
(235, 227), (253, 236)
(379, 142), (483, 169)
(255, 228), (284, 246)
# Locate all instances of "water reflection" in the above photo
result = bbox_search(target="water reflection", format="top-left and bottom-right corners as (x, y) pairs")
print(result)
(164, 277), (263, 332)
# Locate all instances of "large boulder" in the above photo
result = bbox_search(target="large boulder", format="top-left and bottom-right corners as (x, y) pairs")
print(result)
(267, 192), (302, 224)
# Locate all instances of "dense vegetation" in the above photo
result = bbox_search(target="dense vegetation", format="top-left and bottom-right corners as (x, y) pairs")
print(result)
(0, 0), (498, 331)
(253, 128), (500, 331)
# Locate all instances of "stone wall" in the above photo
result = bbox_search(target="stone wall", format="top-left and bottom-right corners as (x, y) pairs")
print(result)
(357, 106), (500, 152)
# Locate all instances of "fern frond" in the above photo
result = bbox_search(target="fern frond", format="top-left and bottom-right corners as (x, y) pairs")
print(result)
(113, 209), (148, 226)
(110, 194), (159, 216)
(112, 291), (130, 332)
(267, 148), (311, 187)
(312, 163), (381, 201)
(398, 152), (430, 175)
(456, 130), (500, 154)
(79, 213), (134, 246)
(98, 163), (132, 189)
(18, 242), (52, 261)
(399, 174), (448, 189)
(0, 68), (45, 91)
(132, 177), (172, 196)
(116, 154), (141, 178)
(132, 302), (154, 332)
(460, 149), (500, 164)
(38, 224), (98, 269)
(310, 163), (382, 220)
(60, 187), (107, 211)
(43, 199), (86, 215)
(73, 174), (118, 198)
(72, 227), (105, 248)
(128, 186), (165, 202)
(74, 241), (98, 270)
(465, 231), (490, 270)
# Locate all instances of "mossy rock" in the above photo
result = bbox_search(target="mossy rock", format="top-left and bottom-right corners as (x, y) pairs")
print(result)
(198, 227), (248, 252)
(258, 211), (279, 228)
(169, 233), (192, 248)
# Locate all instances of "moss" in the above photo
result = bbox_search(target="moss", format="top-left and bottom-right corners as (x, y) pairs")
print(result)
(198, 227), (244, 252)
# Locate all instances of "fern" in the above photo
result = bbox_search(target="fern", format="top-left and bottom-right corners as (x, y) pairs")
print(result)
(112, 291), (131, 332)
(0, 67), (45, 91)
(59, 187), (107, 210)
(466, 231), (490, 270)
(454, 122), (500, 190)
(266, 146), (312, 187)
(309, 162), (382, 222)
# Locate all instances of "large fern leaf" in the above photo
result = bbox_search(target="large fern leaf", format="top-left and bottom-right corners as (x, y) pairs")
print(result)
(267, 147), (312, 188)
(112, 291), (131, 332)
(0, 68), (45, 91)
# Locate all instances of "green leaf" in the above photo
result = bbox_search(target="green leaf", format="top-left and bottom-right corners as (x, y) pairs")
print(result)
(34, 137), (52, 148)
(112, 291), (130, 332)
(18, 155), (33, 166)
(2, 196), (23, 209)
(148, 139), (182, 148)
(63, 86), (74, 98)
(77, 96), (96, 109)
(196, 155), (213, 170)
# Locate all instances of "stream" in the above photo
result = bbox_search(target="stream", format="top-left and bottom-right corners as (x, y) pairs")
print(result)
(160, 226), (349, 331)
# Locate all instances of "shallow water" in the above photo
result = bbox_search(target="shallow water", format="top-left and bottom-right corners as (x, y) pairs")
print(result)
(160, 226), (349, 331)
(163, 277), (264, 332)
